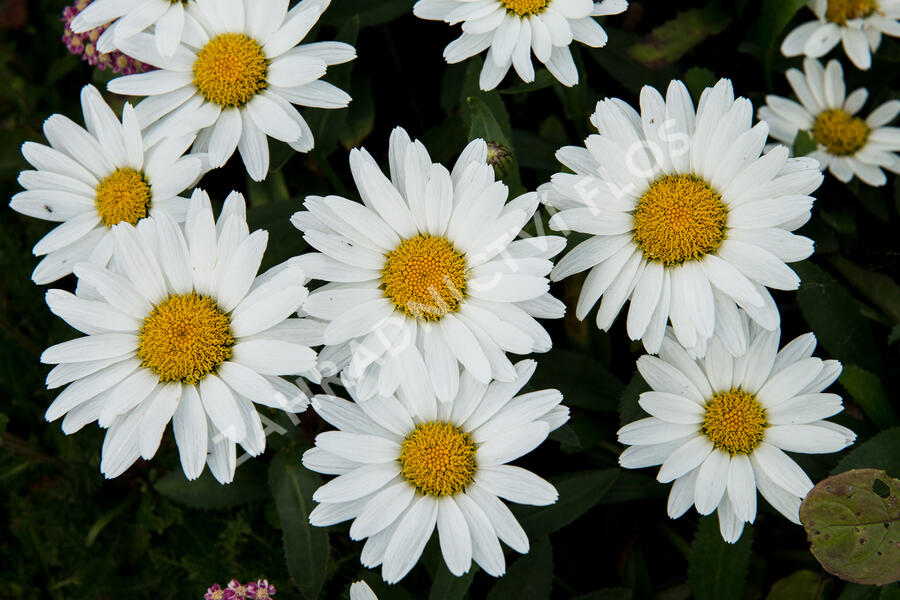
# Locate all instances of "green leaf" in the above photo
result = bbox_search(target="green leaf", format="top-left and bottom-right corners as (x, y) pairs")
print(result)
(269, 448), (329, 599)
(429, 563), (477, 600)
(793, 261), (883, 374)
(486, 536), (553, 600)
(619, 372), (651, 427)
(246, 200), (308, 272)
(764, 570), (832, 600)
(84, 499), (134, 547)
(529, 348), (624, 412)
(683, 66), (718, 102)
(628, 8), (731, 69)
(585, 29), (678, 95)
(828, 256), (900, 325)
(800, 468), (900, 586)
(499, 70), (557, 95)
(839, 366), (897, 429)
(793, 130), (818, 157)
(154, 461), (269, 509)
(339, 76), (375, 150)
(466, 96), (511, 149)
(515, 469), (619, 537)
(834, 427), (900, 480)
(687, 517), (754, 600)
(459, 58), (524, 194)
(889, 324), (900, 345)
(757, 0), (808, 82)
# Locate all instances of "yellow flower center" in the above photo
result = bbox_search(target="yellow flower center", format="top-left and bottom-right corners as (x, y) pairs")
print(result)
(701, 389), (768, 455)
(95, 167), (151, 227)
(812, 109), (870, 156)
(500, 0), (550, 16)
(138, 294), (234, 384)
(193, 33), (267, 108)
(826, 0), (878, 25)
(381, 234), (467, 320)
(632, 174), (728, 265)
(400, 422), (477, 496)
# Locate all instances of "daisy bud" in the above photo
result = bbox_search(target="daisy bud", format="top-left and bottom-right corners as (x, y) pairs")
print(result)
(486, 141), (513, 179)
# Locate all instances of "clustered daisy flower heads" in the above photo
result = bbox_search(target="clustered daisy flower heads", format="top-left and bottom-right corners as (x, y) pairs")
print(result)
(106, 0), (355, 181)
(542, 78), (823, 358)
(68, 0), (193, 57)
(62, 0), (153, 75)
(303, 360), (568, 582)
(758, 57), (900, 186)
(617, 314), (855, 542)
(40, 191), (317, 482)
(205, 578), (275, 599)
(294, 127), (565, 406)
(413, 0), (628, 90)
(781, 0), (900, 70)
(11, 84), (199, 284)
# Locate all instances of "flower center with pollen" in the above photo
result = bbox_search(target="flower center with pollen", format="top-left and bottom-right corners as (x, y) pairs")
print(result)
(95, 167), (151, 227)
(812, 109), (870, 156)
(400, 422), (476, 496)
(500, 0), (550, 16)
(193, 33), (267, 108)
(633, 174), (728, 265)
(138, 294), (234, 384)
(826, 0), (878, 25)
(701, 389), (767, 455)
(382, 234), (467, 320)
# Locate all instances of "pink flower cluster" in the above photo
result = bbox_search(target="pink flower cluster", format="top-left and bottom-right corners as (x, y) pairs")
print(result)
(205, 579), (276, 600)
(60, 0), (152, 75)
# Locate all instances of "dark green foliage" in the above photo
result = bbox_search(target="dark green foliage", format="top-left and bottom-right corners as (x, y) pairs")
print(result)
(688, 518), (754, 600)
(2, 0), (899, 598)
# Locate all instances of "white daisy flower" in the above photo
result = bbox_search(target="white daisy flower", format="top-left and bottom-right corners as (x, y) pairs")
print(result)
(542, 78), (823, 358)
(413, 0), (628, 91)
(70, 0), (194, 57)
(780, 0), (900, 70)
(617, 314), (856, 543)
(40, 190), (321, 483)
(292, 127), (566, 410)
(106, 0), (355, 182)
(303, 359), (568, 583)
(350, 581), (377, 600)
(10, 84), (200, 285)
(758, 57), (900, 187)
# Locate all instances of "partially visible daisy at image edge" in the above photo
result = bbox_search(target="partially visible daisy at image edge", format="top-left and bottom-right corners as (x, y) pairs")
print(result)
(106, 0), (354, 181)
(413, 0), (628, 90)
(292, 127), (565, 409)
(617, 313), (855, 542)
(68, 0), (193, 57)
(40, 190), (319, 483)
(541, 78), (822, 358)
(758, 57), (900, 186)
(350, 581), (378, 600)
(10, 84), (199, 284)
(303, 360), (568, 582)
(780, 0), (900, 70)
